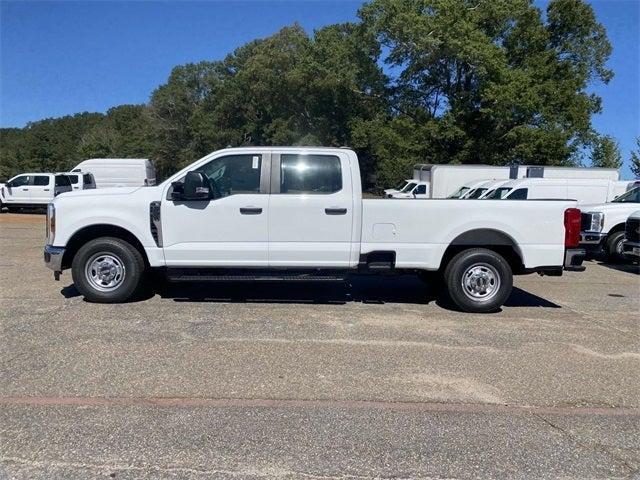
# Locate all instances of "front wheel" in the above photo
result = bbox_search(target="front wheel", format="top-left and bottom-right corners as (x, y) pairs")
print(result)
(72, 237), (146, 303)
(443, 248), (513, 313)
(605, 231), (626, 263)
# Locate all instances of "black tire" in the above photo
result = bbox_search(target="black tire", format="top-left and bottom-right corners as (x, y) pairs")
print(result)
(71, 237), (146, 303)
(605, 231), (626, 263)
(443, 248), (513, 313)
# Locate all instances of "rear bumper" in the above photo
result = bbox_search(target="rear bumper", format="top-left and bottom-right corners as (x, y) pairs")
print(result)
(564, 248), (586, 272)
(44, 245), (65, 279)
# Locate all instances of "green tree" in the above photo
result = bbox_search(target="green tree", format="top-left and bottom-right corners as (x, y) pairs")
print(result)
(591, 135), (622, 169)
(358, 0), (613, 186)
(630, 137), (640, 178)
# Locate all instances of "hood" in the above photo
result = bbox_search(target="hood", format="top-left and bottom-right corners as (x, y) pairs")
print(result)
(57, 186), (143, 198)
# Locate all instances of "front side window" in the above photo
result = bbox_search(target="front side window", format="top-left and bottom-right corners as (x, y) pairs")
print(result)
(33, 176), (50, 186)
(448, 187), (469, 198)
(280, 154), (342, 194)
(199, 154), (262, 197)
(9, 175), (30, 187)
(484, 187), (511, 199)
(401, 182), (417, 193)
(67, 175), (79, 184)
(55, 175), (71, 187)
(612, 187), (639, 203)
(508, 188), (528, 200)
(468, 188), (488, 199)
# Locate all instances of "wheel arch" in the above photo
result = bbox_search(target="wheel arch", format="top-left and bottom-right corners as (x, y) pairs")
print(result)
(439, 229), (525, 273)
(61, 224), (148, 270)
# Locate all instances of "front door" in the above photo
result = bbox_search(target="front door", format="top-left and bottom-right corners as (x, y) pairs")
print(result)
(268, 151), (354, 267)
(161, 153), (270, 266)
(5, 175), (31, 204)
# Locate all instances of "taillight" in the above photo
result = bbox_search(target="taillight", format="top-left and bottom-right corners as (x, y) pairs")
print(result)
(564, 208), (581, 248)
(47, 203), (55, 244)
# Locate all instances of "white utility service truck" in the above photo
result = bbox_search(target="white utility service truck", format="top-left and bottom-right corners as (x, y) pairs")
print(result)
(44, 147), (586, 313)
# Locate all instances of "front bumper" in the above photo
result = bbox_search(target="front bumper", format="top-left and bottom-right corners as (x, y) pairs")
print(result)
(564, 248), (586, 272)
(580, 231), (606, 245)
(622, 240), (640, 259)
(44, 245), (65, 279)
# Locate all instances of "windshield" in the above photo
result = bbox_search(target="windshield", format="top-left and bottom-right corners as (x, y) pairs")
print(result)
(612, 187), (639, 203)
(401, 182), (417, 193)
(394, 180), (409, 190)
(448, 186), (470, 199)
(483, 187), (512, 199)
(467, 188), (488, 199)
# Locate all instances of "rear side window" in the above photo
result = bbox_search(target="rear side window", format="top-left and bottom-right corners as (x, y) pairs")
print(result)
(32, 176), (50, 186)
(83, 174), (94, 185)
(415, 184), (427, 195)
(508, 188), (528, 200)
(67, 175), (79, 184)
(280, 154), (342, 194)
(55, 175), (71, 187)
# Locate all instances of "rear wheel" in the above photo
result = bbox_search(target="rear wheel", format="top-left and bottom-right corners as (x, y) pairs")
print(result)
(72, 237), (146, 303)
(605, 231), (626, 263)
(443, 248), (513, 313)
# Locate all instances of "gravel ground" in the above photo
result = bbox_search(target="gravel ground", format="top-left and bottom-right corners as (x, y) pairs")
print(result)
(1, 212), (639, 479)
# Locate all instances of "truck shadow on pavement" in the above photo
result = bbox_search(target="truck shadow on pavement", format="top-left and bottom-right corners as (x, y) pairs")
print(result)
(62, 275), (561, 310)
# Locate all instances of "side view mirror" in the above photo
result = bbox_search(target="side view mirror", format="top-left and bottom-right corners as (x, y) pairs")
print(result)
(171, 171), (212, 201)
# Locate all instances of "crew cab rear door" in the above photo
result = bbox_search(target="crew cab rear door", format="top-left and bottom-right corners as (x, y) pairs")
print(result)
(268, 151), (353, 267)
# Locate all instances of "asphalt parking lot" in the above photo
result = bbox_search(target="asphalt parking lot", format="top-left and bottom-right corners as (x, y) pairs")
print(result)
(1, 212), (639, 479)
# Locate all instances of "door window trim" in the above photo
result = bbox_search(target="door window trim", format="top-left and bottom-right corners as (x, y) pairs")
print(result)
(166, 152), (271, 200)
(271, 153), (344, 195)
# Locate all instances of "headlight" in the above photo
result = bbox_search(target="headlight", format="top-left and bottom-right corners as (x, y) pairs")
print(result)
(46, 203), (55, 244)
(585, 212), (604, 232)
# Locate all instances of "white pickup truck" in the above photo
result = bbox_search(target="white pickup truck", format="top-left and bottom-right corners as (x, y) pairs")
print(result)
(44, 147), (586, 313)
(579, 186), (640, 261)
(1, 173), (73, 211)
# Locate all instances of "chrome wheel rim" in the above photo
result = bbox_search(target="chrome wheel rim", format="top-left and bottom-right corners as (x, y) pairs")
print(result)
(85, 252), (126, 292)
(461, 263), (500, 302)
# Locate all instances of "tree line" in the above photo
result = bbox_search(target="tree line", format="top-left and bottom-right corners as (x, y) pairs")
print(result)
(2, 0), (639, 186)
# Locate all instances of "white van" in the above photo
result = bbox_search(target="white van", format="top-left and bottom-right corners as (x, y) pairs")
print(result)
(0, 173), (73, 210)
(71, 158), (156, 188)
(480, 179), (518, 199)
(483, 178), (627, 204)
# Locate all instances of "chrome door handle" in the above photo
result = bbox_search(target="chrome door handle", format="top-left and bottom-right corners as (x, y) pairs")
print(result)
(325, 208), (347, 215)
(240, 207), (262, 215)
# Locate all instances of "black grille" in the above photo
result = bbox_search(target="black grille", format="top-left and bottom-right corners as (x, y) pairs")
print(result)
(149, 201), (161, 247)
(580, 213), (592, 231)
(626, 218), (640, 243)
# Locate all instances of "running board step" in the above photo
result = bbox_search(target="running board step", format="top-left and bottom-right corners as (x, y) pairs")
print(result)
(166, 269), (347, 282)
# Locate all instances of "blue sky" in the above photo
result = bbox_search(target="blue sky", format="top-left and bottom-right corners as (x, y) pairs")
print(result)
(1, 0), (638, 177)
